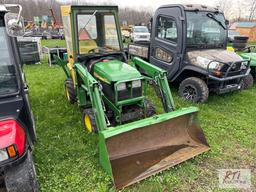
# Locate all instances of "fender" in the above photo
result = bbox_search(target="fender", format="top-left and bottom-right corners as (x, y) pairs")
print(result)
(170, 64), (209, 82)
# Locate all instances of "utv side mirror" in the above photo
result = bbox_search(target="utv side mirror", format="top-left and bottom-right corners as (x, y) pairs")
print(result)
(5, 12), (25, 37)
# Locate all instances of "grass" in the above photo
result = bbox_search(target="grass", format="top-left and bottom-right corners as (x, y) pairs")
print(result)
(41, 39), (66, 48)
(23, 40), (256, 191)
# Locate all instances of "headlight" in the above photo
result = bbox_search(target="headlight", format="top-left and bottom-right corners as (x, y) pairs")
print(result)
(196, 56), (224, 70)
(0, 148), (8, 162)
(132, 80), (141, 88)
(209, 61), (223, 70)
(116, 83), (126, 91)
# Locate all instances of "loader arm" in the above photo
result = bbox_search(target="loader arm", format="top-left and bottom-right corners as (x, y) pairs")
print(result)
(132, 57), (175, 112)
(74, 63), (107, 131)
(55, 56), (70, 78)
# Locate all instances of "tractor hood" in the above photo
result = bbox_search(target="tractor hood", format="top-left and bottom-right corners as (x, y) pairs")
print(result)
(240, 52), (256, 66)
(187, 49), (243, 68)
(93, 60), (141, 83)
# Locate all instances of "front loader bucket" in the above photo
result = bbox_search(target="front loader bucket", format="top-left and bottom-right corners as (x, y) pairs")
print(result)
(99, 107), (210, 189)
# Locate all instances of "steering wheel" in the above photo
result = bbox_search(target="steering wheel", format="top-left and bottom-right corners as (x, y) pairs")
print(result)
(88, 47), (108, 54)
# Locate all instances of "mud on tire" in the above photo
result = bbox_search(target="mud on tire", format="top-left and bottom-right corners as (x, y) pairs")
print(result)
(4, 151), (39, 192)
(179, 77), (209, 103)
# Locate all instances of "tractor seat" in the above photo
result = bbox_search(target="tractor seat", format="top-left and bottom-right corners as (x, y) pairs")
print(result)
(87, 57), (116, 74)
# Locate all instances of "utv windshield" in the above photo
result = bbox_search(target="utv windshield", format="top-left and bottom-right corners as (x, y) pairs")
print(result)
(77, 11), (121, 54)
(0, 27), (18, 96)
(186, 11), (227, 48)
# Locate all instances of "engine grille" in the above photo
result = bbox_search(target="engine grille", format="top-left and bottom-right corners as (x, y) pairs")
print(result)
(118, 87), (142, 101)
(100, 81), (142, 103)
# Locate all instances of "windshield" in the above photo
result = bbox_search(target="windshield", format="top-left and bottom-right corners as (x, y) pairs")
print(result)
(77, 12), (121, 54)
(0, 27), (18, 96)
(186, 11), (227, 48)
(134, 27), (149, 33)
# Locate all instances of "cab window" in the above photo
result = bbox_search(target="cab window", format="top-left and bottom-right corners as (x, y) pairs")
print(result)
(77, 12), (120, 54)
(0, 27), (18, 96)
(156, 16), (177, 43)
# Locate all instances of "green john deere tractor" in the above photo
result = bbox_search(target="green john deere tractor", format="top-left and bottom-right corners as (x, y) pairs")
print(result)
(58, 5), (210, 189)
(239, 46), (256, 79)
(227, 36), (255, 86)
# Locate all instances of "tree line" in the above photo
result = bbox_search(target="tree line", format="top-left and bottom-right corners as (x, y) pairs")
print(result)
(0, 0), (255, 25)
(0, 0), (153, 26)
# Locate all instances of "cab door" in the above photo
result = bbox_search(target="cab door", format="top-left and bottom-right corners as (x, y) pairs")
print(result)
(150, 6), (185, 80)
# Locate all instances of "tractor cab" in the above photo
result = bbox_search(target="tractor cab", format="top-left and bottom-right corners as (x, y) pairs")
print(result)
(62, 6), (124, 59)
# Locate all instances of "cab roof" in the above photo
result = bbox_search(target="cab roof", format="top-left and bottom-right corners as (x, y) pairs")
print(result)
(62, 5), (118, 10)
(160, 4), (222, 13)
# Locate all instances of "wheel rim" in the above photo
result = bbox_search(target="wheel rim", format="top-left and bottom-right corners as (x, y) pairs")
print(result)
(84, 115), (92, 132)
(65, 87), (70, 101)
(182, 84), (198, 101)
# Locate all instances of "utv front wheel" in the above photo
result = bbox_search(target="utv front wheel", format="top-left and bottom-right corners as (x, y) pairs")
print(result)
(64, 78), (76, 104)
(4, 151), (39, 192)
(82, 108), (98, 133)
(179, 77), (209, 103)
(241, 73), (253, 90)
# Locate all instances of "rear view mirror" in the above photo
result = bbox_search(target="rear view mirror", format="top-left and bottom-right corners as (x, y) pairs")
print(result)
(4, 12), (25, 37)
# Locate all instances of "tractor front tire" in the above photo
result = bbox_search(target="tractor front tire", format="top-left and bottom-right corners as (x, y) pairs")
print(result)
(179, 77), (209, 103)
(64, 78), (76, 104)
(241, 73), (254, 90)
(4, 151), (39, 192)
(144, 99), (156, 117)
(82, 108), (98, 133)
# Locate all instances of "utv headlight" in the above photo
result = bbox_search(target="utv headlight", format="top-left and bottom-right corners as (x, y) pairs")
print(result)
(116, 83), (126, 91)
(0, 148), (8, 162)
(196, 56), (224, 70)
(132, 80), (141, 88)
(209, 61), (224, 70)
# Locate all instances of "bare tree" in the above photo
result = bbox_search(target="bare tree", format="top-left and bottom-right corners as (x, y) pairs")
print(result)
(248, 0), (256, 21)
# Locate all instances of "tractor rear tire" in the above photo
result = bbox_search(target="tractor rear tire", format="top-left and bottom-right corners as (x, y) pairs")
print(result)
(4, 151), (39, 192)
(64, 78), (76, 104)
(144, 99), (156, 117)
(179, 77), (209, 103)
(241, 73), (254, 90)
(82, 108), (98, 133)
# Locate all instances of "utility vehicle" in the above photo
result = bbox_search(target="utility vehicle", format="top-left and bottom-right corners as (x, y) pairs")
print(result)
(129, 4), (252, 103)
(58, 5), (209, 189)
(0, 4), (38, 192)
